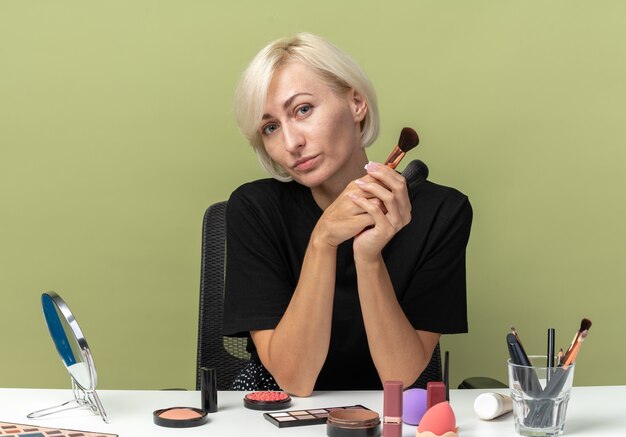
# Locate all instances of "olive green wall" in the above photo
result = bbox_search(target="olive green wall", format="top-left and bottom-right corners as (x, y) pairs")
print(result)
(1, 1), (624, 390)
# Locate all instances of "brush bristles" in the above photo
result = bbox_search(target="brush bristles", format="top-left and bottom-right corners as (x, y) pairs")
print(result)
(580, 318), (592, 332)
(398, 127), (419, 153)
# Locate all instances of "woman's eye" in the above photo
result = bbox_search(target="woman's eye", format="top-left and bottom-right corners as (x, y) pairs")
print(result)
(262, 123), (279, 135)
(296, 104), (312, 117)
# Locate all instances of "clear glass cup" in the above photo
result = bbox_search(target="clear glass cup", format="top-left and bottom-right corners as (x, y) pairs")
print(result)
(508, 355), (575, 437)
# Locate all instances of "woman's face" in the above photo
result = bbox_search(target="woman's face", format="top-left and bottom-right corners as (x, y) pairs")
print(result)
(259, 61), (368, 189)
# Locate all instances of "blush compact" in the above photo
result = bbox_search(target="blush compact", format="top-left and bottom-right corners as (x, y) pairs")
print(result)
(153, 407), (208, 428)
(243, 391), (292, 411)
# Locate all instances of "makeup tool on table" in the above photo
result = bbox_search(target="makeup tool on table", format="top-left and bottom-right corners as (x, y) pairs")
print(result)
(327, 408), (381, 437)
(384, 127), (419, 170)
(383, 380), (403, 437)
(546, 328), (555, 382)
(556, 348), (564, 366)
(201, 367), (218, 413)
(539, 318), (592, 398)
(244, 391), (292, 411)
(153, 407), (209, 428)
(561, 318), (592, 368)
(473, 393), (513, 420)
(405, 350), (451, 426)
(427, 384), (446, 411)
(153, 378), (214, 428)
(0, 421), (116, 437)
(415, 402), (458, 437)
(416, 351), (459, 436)
(506, 319), (593, 431)
(426, 350), (449, 410)
(444, 350), (450, 402)
(28, 292), (108, 423)
(506, 327), (542, 396)
(402, 388), (427, 426)
(263, 404), (374, 429)
(152, 389), (214, 428)
(153, 366), (218, 427)
(508, 326), (531, 365)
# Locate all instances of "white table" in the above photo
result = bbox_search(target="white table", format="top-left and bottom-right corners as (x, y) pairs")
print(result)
(1, 386), (624, 436)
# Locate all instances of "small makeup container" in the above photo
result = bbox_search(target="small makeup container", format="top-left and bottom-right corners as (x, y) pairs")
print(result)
(426, 381), (447, 409)
(402, 388), (427, 425)
(327, 408), (381, 437)
(243, 391), (292, 411)
(474, 392), (513, 420)
(383, 380), (403, 437)
(264, 404), (370, 428)
(201, 367), (218, 413)
(153, 407), (208, 428)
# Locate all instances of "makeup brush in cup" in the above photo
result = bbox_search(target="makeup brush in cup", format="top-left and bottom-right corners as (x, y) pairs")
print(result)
(562, 318), (592, 367)
(384, 127), (419, 169)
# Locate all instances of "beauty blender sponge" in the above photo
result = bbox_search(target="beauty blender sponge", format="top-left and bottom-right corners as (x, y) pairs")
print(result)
(403, 388), (428, 425)
(415, 402), (458, 437)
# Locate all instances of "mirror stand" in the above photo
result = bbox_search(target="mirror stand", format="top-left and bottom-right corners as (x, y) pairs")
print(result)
(31, 292), (109, 423)
(27, 377), (109, 423)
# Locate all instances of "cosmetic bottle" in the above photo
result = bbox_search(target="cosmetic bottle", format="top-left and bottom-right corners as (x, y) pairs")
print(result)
(474, 392), (513, 420)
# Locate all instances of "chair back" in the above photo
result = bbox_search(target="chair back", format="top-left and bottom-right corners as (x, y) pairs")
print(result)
(415, 343), (442, 389)
(196, 201), (250, 390)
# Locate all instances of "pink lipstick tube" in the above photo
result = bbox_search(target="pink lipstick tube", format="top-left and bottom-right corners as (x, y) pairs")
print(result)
(383, 380), (403, 437)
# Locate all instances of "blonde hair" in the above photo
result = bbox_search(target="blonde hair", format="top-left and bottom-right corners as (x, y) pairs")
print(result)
(234, 33), (379, 181)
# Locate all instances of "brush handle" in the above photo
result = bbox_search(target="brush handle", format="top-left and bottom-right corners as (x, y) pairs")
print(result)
(507, 334), (542, 397)
(384, 146), (405, 169)
(547, 329), (555, 369)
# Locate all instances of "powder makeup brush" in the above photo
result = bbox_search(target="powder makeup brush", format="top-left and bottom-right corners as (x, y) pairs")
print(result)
(384, 127), (419, 169)
(562, 318), (592, 367)
(562, 330), (588, 368)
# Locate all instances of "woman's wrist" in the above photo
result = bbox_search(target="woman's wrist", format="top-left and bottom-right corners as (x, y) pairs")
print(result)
(309, 225), (339, 252)
(353, 252), (384, 268)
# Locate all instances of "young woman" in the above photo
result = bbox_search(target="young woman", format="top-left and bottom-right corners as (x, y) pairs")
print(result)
(223, 33), (471, 396)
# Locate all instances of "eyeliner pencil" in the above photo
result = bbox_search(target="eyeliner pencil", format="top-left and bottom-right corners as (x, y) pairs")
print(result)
(444, 350), (449, 402)
(547, 328), (555, 382)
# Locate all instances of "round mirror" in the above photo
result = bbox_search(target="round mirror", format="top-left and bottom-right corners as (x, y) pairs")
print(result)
(42, 292), (95, 390)
(29, 292), (108, 422)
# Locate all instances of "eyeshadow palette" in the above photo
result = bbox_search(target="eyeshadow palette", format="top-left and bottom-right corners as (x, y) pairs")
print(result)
(263, 404), (372, 428)
(0, 421), (117, 437)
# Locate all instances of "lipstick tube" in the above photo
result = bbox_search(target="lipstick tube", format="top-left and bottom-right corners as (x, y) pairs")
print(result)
(383, 380), (403, 437)
(426, 381), (446, 410)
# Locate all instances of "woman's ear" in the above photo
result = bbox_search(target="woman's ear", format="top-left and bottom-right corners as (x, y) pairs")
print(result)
(350, 89), (368, 123)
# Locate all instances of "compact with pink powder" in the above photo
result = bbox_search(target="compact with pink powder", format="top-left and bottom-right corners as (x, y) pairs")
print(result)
(243, 391), (292, 410)
(153, 407), (208, 428)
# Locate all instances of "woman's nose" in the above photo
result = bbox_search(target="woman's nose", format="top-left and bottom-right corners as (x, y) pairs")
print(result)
(282, 124), (305, 152)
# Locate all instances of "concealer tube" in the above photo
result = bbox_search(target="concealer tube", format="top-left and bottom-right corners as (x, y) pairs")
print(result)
(474, 392), (513, 420)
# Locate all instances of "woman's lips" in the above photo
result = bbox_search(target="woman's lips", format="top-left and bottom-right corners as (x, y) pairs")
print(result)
(293, 155), (319, 171)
